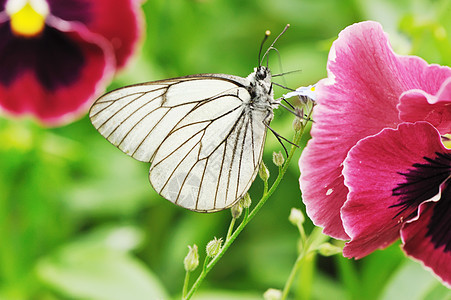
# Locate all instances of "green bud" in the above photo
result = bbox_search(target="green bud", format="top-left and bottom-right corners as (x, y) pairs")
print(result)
(288, 207), (305, 226)
(231, 201), (243, 219)
(263, 288), (282, 300)
(272, 151), (284, 167)
(206, 237), (223, 258)
(317, 243), (343, 256)
(241, 193), (252, 209)
(183, 244), (199, 272)
(258, 161), (269, 182)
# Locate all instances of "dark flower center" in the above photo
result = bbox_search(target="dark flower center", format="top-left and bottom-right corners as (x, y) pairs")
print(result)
(0, 23), (84, 90)
(391, 152), (451, 252)
(428, 183), (451, 252)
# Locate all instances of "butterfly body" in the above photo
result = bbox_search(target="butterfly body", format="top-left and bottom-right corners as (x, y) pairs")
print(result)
(90, 66), (279, 212)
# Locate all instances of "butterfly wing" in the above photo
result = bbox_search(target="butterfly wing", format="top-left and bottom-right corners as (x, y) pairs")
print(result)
(90, 74), (268, 212)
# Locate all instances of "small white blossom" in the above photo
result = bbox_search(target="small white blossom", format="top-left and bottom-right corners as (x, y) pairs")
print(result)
(284, 84), (317, 101)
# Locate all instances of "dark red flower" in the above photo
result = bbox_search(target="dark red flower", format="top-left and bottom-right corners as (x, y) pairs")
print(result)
(0, 0), (143, 125)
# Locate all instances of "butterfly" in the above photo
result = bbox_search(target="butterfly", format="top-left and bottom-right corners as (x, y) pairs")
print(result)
(89, 25), (294, 212)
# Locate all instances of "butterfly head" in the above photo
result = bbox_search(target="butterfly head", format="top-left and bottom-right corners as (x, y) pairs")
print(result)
(255, 66), (270, 81)
(245, 66), (275, 113)
(248, 66), (272, 88)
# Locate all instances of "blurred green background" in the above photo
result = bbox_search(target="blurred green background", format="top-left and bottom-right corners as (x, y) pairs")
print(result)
(1, 0), (451, 299)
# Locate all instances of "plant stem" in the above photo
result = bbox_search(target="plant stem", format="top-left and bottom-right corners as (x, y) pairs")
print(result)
(281, 227), (328, 299)
(226, 217), (236, 241)
(182, 271), (190, 298)
(281, 251), (305, 300)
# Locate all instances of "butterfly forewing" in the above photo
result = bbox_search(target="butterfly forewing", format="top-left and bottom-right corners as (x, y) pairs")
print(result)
(89, 74), (270, 212)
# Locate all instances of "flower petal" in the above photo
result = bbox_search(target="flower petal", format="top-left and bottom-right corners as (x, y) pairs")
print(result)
(398, 77), (451, 135)
(46, 0), (91, 23)
(0, 24), (84, 90)
(0, 21), (115, 125)
(342, 122), (449, 258)
(401, 201), (451, 287)
(299, 21), (451, 239)
(46, 0), (143, 70)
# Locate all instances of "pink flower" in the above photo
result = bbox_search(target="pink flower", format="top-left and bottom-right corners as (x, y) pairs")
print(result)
(299, 21), (451, 285)
(0, 0), (143, 125)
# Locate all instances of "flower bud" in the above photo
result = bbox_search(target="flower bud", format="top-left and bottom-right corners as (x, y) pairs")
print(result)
(288, 207), (305, 226)
(272, 151), (284, 167)
(206, 237), (223, 258)
(263, 288), (282, 300)
(231, 201), (243, 219)
(292, 116), (302, 132)
(183, 244), (199, 272)
(259, 161), (269, 182)
(317, 243), (343, 256)
(241, 193), (252, 209)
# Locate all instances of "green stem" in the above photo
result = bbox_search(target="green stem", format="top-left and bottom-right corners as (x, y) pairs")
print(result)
(263, 175), (269, 194)
(182, 271), (190, 298)
(202, 255), (210, 272)
(226, 218), (236, 241)
(281, 251), (305, 300)
(282, 227), (328, 299)
(183, 114), (310, 300)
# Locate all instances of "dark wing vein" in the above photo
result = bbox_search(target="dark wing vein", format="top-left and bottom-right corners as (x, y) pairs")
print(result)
(157, 129), (206, 197)
(195, 156), (210, 210)
(90, 91), (152, 119)
(96, 92), (148, 131)
(225, 115), (246, 206)
(214, 143), (227, 209)
(107, 93), (164, 141)
(149, 120), (211, 170)
(150, 95), (244, 168)
(236, 112), (250, 200)
(249, 112), (256, 168)
(122, 106), (169, 153)
(132, 92), (239, 162)
(156, 134), (201, 201)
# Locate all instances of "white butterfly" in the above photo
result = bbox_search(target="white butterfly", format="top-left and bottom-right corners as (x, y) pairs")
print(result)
(90, 27), (291, 212)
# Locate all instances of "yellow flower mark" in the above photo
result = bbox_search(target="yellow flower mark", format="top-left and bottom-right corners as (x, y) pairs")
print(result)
(442, 134), (451, 149)
(9, 1), (48, 38)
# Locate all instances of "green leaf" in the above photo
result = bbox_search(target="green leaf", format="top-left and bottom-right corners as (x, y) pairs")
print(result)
(191, 290), (261, 300)
(36, 226), (168, 300)
(381, 259), (450, 300)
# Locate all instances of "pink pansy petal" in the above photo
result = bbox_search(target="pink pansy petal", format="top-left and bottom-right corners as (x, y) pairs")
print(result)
(401, 201), (451, 287)
(0, 21), (114, 125)
(79, 0), (144, 69)
(299, 21), (451, 239)
(398, 77), (451, 135)
(342, 122), (448, 258)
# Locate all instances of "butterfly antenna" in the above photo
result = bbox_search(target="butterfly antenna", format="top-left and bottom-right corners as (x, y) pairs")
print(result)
(260, 24), (290, 66)
(265, 46), (290, 87)
(272, 82), (295, 92)
(258, 30), (271, 67)
(272, 69), (302, 77)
